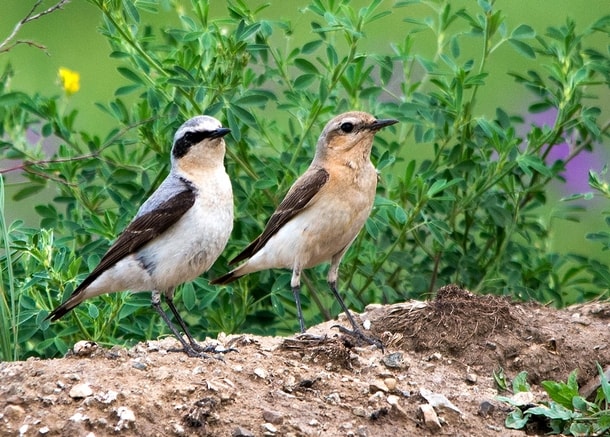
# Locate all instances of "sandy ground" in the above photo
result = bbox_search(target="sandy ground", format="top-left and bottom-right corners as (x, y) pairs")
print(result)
(2, 285), (609, 436)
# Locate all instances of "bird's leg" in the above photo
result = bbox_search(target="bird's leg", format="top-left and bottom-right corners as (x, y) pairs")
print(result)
(150, 291), (207, 358)
(164, 295), (202, 349)
(327, 280), (383, 350)
(164, 294), (234, 355)
(327, 261), (383, 350)
(291, 268), (306, 333)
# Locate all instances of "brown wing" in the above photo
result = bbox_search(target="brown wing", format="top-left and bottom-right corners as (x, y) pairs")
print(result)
(74, 189), (196, 293)
(230, 167), (329, 264)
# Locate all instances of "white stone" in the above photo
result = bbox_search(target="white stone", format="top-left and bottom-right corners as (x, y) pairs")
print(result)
(69, 383), (93, 399)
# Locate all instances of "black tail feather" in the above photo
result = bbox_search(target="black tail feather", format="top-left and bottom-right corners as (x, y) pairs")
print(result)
(210, 270), (239, 285)
(46, 300), (77, 321)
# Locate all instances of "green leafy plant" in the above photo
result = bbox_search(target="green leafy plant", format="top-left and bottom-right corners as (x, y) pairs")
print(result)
(498, 364), (610, 435)
(1, 0), (609, 360)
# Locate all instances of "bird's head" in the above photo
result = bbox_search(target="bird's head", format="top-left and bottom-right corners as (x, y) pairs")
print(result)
(314, 111), (398, 162)
(171, 115), (231, 173)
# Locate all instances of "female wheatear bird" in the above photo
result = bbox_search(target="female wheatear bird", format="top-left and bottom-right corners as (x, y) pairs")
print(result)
(47, 115), (234, 357)
(212, 111), (398, 346)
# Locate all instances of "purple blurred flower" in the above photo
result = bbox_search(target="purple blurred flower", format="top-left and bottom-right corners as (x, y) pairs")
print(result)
(529, 109), (607, 196)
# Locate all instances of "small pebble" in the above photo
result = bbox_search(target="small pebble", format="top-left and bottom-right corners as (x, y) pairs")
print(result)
(381, 352), (405, 369)
(131, 361), (147, 371)
(369, 381), (388, 393)
(262, 422), (277, 434)
(254, 367), (268, 379)
(356, 425), (368, 437)
(466, 373), (477, 384)
(352, 407), (367, 417)
(387, 395), (399, 406)
(325, 392), (341, 404)
(419, 404), (441, 431)
(232, 426), (254, 437)
(428, 352), (442, 361)
(116, 406), (136, 430)
(73, 340), (98, 356)
(384, 378), (397, 391)
(262, 410), (283, 424)
(3, 404), (25, 421)
(478, 401), (495, 417)
(69, 383), (93, 399)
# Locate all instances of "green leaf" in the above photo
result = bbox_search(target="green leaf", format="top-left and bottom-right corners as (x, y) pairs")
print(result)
(88, 304), (99, 319)
(512, 371), (530, 392)
(511, 24), (535, 39)
(182, 283), (196, 311)
(115, 84), (141, 96)
(572, 395), (597, 413)
(294, 58), (319, 74)
(293, 74), (317, 89)
(505, 409), (528, 429)
(541, 370), (580, 409)
(0, 91), (28, 106)
(517, 155), (552, 177)
(302, 39), (323, 54)
(123, 0), (140, 24)
(527, 402), (574, 421)
(235, 93), (270, 107)
(13, 184), (45, 201)
(597, 362), (610, 402)
(253, 179), (277, 189)
(569, 422), (591, 436)
(508, 39), (536, 59)
(117, 67), (144, 84)
(393, 205), (407, 224)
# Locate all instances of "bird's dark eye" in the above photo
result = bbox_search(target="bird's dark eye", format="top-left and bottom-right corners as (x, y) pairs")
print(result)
(340, 122), (354, 133)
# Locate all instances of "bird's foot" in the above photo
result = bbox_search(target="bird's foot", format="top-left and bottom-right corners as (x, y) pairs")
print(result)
(191, 341), (238, 355)
(169, 343), (215, 359)
(169, 341), (236, 360)
(281, 333), (329, 350)
(295, 332), (327, 341)
(331, 324), (384, 351)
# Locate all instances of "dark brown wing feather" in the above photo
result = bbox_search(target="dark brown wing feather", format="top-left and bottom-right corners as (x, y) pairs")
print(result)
(229, 167), (329, 265)
(47, 189), (196, 321)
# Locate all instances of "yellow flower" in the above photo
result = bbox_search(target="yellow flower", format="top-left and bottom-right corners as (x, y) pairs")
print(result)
(58, 67), (80, 96)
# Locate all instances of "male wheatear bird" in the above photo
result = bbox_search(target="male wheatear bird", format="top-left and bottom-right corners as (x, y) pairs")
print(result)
(47, 115), (233, 357)
(212, 111), (398, 346)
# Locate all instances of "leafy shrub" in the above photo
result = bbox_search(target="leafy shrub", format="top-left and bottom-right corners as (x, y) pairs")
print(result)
(1, 0), (609, 360)
(498, 364), (610, 435)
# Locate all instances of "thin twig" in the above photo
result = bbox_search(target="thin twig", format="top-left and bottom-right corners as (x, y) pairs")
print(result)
(0, 0), (70, 54)
(1, 118), (153, 186)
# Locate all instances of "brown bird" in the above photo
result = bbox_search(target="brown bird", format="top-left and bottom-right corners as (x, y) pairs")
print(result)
(212, 111), (398, 346)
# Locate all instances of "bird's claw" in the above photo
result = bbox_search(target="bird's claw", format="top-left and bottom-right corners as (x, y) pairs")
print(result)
(169, 342), (237, 360)
(331, 324), (384, 351)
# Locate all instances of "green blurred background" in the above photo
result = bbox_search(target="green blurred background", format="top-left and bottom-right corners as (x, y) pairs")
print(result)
(1, 0), (609, 260)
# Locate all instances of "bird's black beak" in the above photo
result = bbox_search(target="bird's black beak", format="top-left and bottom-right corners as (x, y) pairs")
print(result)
(210, 127), (231, 139)
(369, 118), (399, 131)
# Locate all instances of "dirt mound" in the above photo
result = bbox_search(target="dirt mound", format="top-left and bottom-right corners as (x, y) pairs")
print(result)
(1, 285), (609, 436)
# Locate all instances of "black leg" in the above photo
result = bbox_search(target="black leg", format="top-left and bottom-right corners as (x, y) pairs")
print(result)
(165, 296), (236, 355)
(328, 280), (383, 350)
(151, 300), (208, 358)
(164, 296), (202, 349)
(292, 284), (306, 333)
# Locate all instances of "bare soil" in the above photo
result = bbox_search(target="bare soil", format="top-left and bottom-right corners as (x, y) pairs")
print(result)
(2, 285), (609, 437)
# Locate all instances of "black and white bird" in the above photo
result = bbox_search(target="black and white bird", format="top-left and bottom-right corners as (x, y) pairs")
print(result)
(212, 111), (397, 347)
(46, 115), (234, 357)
